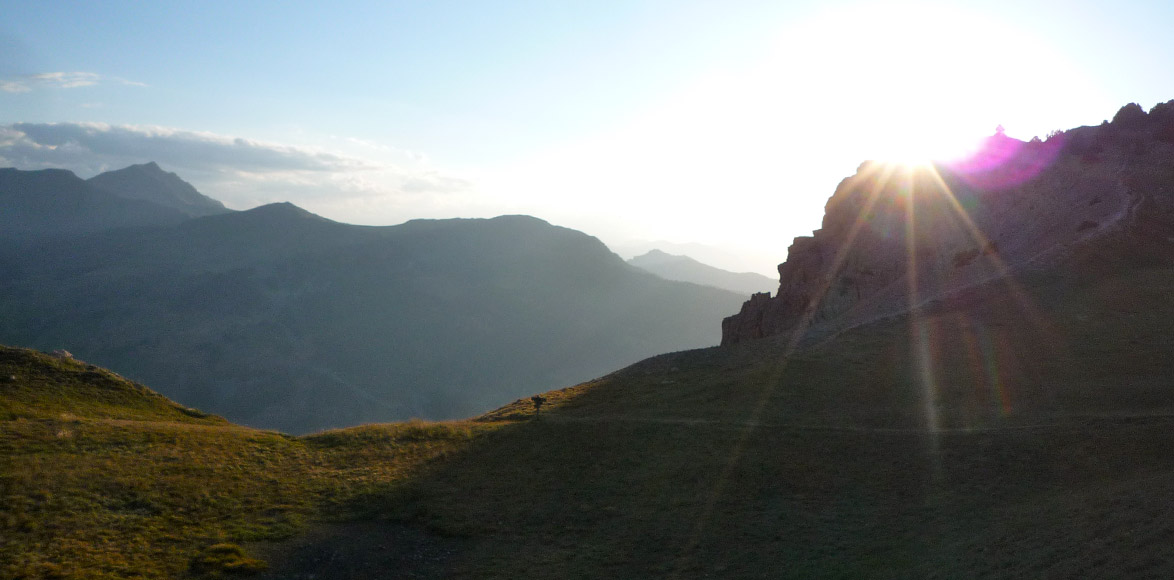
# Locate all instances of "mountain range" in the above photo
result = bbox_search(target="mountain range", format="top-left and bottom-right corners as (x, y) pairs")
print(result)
(4, 100), (1174, 578)
(627, 249), (776, 295)
(0, 165), (745, 433)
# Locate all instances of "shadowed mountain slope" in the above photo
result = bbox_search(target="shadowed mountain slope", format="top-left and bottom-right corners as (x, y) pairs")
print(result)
(86, 161), (231, 217)
(0, 202), (744, 433)
(363, 261), (1174, 579)
(5, 102), (1174, 578)
(8, 254), (1172, 578)
(628, 249), (776, 295)
(0, 167), (190, 242)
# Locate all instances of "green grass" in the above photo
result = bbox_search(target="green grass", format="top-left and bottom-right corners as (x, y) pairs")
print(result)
(0, 346), (497, 579)
(4, 268), (1174, 578)
(0, 348), (222, 424)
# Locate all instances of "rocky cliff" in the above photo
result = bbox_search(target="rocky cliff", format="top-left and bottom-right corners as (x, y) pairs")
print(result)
(722, 101), (1174, 345)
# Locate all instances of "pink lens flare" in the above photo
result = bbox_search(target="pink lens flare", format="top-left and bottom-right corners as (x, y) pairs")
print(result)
(945, 130), (1065, 191)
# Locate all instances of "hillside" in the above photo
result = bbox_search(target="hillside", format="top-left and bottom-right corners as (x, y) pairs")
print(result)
(356, 262), (1174, 579)
(5, 101), (1174, 578)
(724, 101), (1174, 345)
(0, 191), (745, 433)
(87, 161), (231, 218)
(0, 167), (189, 243)
(0, 345), (489, 579)
(0, 346), (225, 424)
(5, 261), (1174, 578)
(628, 249), (776, 295)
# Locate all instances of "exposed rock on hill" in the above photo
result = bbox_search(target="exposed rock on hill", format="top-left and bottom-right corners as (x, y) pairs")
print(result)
(723, 101), (1174, 345)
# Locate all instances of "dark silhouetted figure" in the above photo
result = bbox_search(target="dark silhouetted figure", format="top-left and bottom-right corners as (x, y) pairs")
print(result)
(531, 395), (547, 418)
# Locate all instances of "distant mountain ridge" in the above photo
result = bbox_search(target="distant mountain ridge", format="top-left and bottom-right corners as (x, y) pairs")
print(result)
(87, 161), (231, 217)
(0, 171), (745, 433)
(0, 167), (190, 242)
(628, 249), (776, 295)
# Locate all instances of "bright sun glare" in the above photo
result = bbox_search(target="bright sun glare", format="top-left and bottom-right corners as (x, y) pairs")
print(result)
(484, 1), (1104, 271)
(872, 117), (988, 167)
(778, 3), (1036, 167)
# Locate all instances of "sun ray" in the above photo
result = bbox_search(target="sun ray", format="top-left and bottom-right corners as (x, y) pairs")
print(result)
(899, 164), (945, 487)
(920, 165), (1061, 333)
(671, 161), (905, 575)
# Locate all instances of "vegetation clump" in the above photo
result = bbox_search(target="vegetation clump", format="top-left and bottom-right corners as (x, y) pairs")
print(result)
(188, 543), (268, 577)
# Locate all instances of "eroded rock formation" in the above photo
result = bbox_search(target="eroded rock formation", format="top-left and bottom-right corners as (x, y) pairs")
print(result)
(722, 101), (1174, 345)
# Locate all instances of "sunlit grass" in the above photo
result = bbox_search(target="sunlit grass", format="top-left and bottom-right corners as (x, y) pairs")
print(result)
(0, 346), (499, 578)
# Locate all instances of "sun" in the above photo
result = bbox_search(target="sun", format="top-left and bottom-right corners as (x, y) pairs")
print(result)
(867, 116), (988, 168)
(763, 2), (1048, 169)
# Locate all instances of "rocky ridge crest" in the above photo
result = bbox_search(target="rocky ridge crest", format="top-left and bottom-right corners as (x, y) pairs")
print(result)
(722, 101), (1174, 345)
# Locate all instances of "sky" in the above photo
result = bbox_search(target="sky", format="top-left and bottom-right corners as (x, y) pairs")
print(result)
(3, 0), (1173, 275)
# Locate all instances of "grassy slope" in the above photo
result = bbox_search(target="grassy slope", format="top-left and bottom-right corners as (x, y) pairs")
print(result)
(4, 267), (1174, 578)
(379, 267), (1174, 578)
(0, 346), (493, 579)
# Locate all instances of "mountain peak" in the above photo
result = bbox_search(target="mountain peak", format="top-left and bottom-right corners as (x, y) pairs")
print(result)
(243, 201), (320, 219)
(629, 250), (776, 295)
(88, 163), (230, 218)
(130, 161), (164, 173)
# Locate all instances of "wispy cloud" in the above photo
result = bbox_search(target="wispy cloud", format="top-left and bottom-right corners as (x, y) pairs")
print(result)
(0, 71), (145, 93)
(0, 80), (32, 93)
(29, 72), (100, 88)
(3, 122), (372, 174)
(0, 122), (474, 217)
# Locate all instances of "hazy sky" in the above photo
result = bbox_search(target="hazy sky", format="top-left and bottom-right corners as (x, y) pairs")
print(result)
(3, 0), (1172, 274)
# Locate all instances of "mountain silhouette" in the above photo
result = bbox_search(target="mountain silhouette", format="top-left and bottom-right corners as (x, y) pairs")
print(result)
(6, 101), (1174, 578)
(86, 161), (231, 217)
(628, 249), (776, 295)
(0, 182), (744, 433)
(724, 101), (1174, 345)
(0, 167), (189, 242)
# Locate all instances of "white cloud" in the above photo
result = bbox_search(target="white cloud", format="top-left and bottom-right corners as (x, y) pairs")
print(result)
(3, 122), (373, 174)
(0, 122), (474, 219)
(28, 72), (101, 88)
(0, 80), (31, 93)
(0, 71), (139, 93)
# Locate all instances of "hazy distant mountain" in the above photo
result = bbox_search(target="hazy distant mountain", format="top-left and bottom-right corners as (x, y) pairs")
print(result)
(0, 167), (189, 242)
(628, 249), (776, 295)
(87, 161), (231, 218)
(10, 102), (1174, 579)
(0, 191), (744, 433)
(614, 240), (778, 277)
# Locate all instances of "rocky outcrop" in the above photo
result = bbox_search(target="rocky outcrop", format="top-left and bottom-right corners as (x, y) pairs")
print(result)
(722, 101), (1174, 346)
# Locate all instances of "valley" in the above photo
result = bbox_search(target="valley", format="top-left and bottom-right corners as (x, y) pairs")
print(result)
(3, 101), (1174, 578)
(4, 263), (1173, 578)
